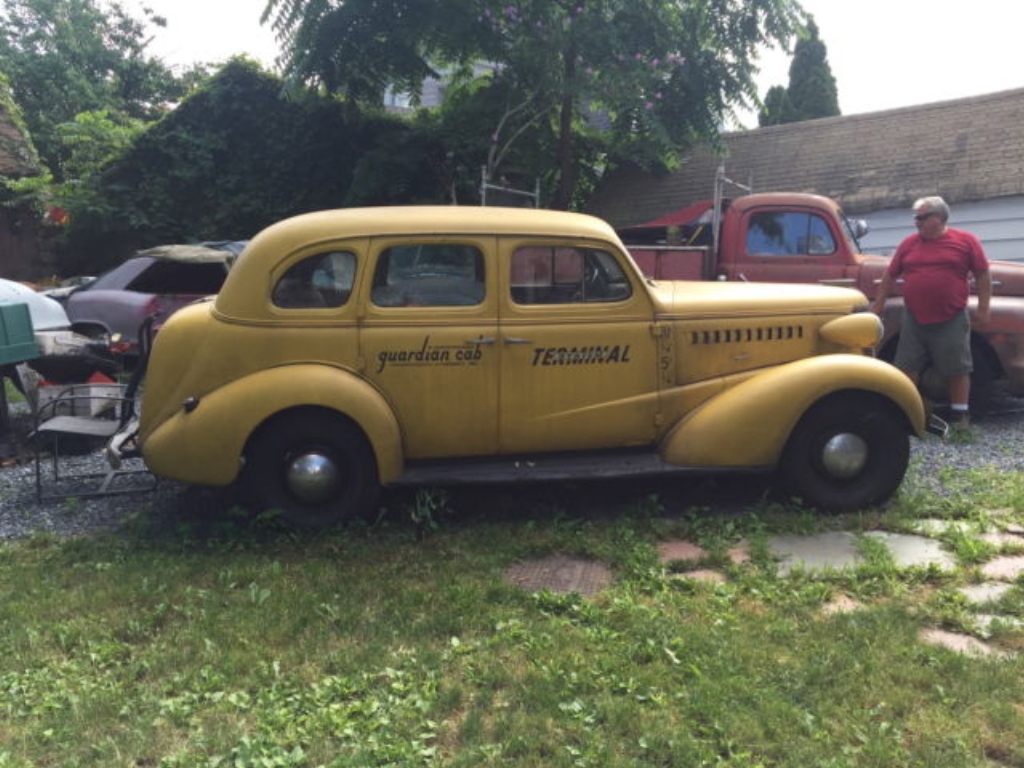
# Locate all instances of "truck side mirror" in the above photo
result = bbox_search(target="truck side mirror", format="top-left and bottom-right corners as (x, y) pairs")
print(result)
(850, 219), (869, 239)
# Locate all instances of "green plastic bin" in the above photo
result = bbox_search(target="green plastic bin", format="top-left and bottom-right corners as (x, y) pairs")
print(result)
(0, 301), (39, 365)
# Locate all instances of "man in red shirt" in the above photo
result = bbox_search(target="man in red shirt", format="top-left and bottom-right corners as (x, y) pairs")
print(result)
(871, 196), (991, 429)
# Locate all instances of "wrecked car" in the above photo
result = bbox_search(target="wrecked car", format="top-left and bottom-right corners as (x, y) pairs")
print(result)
(65, 241), (245, 359)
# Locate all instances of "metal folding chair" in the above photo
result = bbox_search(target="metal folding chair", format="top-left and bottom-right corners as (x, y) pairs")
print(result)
(32, 317), (157, 501)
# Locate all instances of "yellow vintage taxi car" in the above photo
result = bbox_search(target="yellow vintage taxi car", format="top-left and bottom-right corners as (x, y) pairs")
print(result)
(125, 206), (925, 526)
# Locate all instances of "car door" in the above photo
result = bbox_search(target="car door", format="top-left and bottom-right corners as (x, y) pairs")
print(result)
(498, 240), (660, 455)
(358, 237), (500, 459)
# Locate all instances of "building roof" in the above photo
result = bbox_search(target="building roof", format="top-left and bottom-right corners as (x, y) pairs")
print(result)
(587, 87), (1024, 228)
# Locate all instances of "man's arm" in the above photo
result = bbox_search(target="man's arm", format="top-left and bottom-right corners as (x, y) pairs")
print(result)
(871, 270), (896, 315)
(974, 268), (992, 325)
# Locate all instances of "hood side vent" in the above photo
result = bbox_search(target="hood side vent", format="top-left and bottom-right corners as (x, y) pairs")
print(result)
(690, 325), (805, 345)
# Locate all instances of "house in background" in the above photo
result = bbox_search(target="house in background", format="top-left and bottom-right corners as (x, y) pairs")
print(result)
(0, 89), (47, 280)
(586, 87), (1024, 261)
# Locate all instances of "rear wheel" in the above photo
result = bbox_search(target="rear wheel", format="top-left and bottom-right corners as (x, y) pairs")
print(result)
(779, 392), (909, 513)
(240, 409), (379, 528)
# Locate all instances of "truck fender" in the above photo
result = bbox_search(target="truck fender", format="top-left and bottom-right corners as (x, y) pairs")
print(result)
(659, 354), (924, 468)
(142, 364), (403, 486)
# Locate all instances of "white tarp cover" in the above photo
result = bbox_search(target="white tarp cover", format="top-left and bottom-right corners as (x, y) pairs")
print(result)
(0, 278), (70, 331)
(137, 244), (238, 264)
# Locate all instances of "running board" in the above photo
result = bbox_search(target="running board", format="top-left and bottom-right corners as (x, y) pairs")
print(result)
(394, 450), (770, 486)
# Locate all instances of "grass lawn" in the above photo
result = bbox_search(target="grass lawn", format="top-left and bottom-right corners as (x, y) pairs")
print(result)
(2, 464), (1024, 767)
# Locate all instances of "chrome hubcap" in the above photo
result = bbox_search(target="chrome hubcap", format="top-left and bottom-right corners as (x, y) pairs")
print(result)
(285, 451), (340, 504)
(820, 433), (868, 479)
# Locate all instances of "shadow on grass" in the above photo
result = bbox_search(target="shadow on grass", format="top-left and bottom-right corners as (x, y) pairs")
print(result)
(127, 471), (779, 552)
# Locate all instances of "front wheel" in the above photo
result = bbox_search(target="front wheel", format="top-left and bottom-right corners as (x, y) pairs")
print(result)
(240, 409), (380, 528)
(779, 393), (909, 513)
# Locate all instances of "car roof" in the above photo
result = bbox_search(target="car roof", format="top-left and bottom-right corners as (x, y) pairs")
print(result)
(215, 206), (624, 320)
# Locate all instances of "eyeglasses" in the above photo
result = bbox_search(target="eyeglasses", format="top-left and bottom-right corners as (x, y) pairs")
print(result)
(913, 212), (936, 222)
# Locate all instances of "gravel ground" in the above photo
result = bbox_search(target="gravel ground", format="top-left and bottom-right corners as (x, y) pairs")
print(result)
(2, 399), (1023, 541)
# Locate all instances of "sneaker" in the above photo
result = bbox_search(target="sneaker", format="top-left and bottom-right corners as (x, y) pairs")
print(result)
(950, 411), (971, 431)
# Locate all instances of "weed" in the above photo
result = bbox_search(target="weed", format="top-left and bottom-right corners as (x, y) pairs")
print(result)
(407, 487), (451, 535)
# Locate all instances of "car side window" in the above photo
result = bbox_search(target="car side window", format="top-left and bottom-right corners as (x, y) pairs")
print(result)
(510, 246), (631, 304)
(371, 244), (485, 307)
(272, 251), (355, 309)
(747, 212), (837, 256)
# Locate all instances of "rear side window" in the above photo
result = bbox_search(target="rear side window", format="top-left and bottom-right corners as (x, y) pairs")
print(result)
(510, 246), (631, 304)
(126, 259), (229, 294)
(272, 251), (356, 308)
(371, 244), (485, 307)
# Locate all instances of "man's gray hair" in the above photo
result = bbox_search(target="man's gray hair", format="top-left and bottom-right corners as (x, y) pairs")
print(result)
(913, 196), (950, 222)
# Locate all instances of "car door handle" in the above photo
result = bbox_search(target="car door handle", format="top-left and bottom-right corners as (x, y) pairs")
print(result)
(504, 337), (532, 344)
(467, 336), (497, 345)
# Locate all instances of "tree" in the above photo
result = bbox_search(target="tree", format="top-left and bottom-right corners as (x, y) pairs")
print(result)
(759, 16), (838, 126)
(0, 0), (193, 180)
(61, 60), (440, 272)
(263, 0), (803, 209)
(758, 84), (793, 126)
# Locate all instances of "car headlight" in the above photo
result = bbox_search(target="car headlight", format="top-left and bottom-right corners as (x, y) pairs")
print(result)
(819, 313), (883, 349)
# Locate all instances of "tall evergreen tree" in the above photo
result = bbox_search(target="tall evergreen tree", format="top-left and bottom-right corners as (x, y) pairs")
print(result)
(759, 17), (839, 126)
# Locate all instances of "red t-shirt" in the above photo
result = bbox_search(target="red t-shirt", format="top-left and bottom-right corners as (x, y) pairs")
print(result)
(887, 227), (989, 324)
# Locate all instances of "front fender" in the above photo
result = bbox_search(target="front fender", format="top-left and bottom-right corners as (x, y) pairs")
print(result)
(660, 354), (924, 468)
(141, 364), (403, 486)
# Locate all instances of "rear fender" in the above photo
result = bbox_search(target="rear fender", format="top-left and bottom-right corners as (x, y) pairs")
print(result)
(660, 354), (924, 468)
(141, 364), (403, 486)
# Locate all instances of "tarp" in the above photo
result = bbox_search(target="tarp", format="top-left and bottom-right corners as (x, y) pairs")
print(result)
(137, 244), (239, 264)
(618, 200), (715, 234)
(0, 279), (70, 331)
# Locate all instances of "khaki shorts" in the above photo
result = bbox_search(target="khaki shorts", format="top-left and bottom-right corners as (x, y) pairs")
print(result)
(893, 308), (972, 377)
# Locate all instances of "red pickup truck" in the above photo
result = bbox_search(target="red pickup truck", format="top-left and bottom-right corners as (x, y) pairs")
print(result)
(621, 192), (1024, 401)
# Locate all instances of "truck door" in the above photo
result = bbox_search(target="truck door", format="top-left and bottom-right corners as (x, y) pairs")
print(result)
(359, 238), (500, 459)
(498, 241), (660, 454)
(721, 209), (856, 287)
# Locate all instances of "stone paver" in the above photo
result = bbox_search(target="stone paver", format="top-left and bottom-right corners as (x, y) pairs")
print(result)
(657, 540), (705, 563)
(673, 569), (727, 584)
(980, 531), (1024, 548)
(503, 555), (613, 596)
(727, 541), (751, 565)
(981, 555), (1024, 581)
(911, 519), (974, 536)
(976, 614), (1024, 633)
(864, 531), (957, 572)
(769, 531), (862, 574)
(919, 627), (1009, 658)
(959, 582), (1013, 605)
(821, 595), (861, 615)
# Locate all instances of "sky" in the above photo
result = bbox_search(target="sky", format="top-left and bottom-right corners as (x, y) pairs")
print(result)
(128, 0), (1022, 128)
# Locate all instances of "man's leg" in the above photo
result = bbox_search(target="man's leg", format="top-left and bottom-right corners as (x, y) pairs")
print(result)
(948, 373), (971, 427)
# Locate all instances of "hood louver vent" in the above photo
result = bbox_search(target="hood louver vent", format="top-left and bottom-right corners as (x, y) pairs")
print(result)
(690, 325), (805, 345)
